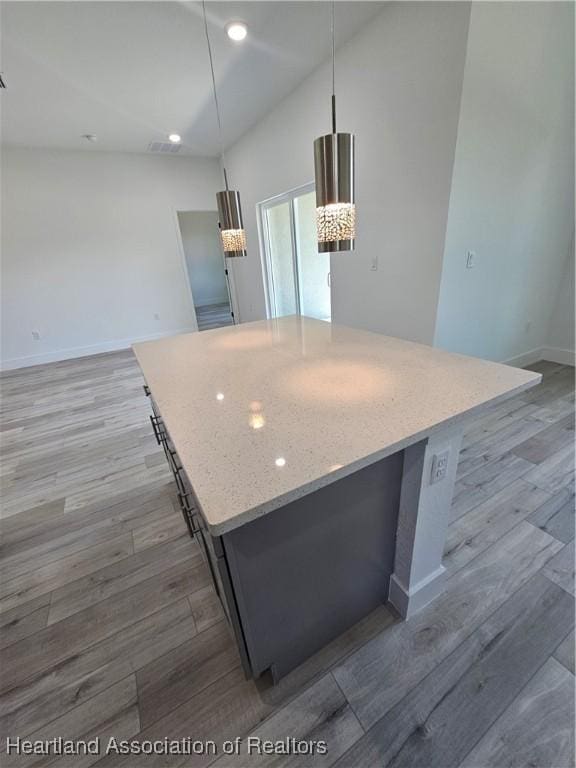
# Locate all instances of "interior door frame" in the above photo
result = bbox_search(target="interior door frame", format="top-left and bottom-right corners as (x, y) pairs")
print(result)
(257, 182), (315, 320)
(173, 208), (241, 327)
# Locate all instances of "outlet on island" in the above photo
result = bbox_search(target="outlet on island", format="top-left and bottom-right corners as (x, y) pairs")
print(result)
(430, 449), (450, 484)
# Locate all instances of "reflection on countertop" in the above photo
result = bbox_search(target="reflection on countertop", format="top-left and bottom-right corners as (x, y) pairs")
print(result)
(133, 315), (540, 534)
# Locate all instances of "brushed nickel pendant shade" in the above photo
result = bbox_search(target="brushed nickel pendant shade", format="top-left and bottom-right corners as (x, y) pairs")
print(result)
(202, 1), (247, 258)
(314, 131), (355, 252)
(216, 186), (246, 257)
(314, 3), (356, 253)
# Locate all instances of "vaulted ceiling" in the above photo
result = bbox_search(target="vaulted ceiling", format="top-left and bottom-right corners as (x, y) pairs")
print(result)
(1, 1), (383, 155)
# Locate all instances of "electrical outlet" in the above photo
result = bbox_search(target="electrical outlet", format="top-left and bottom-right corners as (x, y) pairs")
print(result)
(465, 250), (476, 269)
(154, 313), (160, 321)
(430, 449), (450, 485)
(370, 255), (378, 271)
(31, 330), (40, 341)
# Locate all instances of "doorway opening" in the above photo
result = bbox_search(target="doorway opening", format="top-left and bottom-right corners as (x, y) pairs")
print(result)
(259, 184), (331, 321)
(177, 211), (235, 331)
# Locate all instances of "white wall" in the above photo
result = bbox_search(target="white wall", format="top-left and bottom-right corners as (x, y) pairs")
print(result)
(177, 211), (228, 308)
(226, 2), (471, 344)
(434, 2), (575, 363)
(546, 233), (575, 358)
(1, 148), (220, 368)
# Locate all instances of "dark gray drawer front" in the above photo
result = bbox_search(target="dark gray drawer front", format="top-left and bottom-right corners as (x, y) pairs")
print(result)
(144, 388), (253, 678)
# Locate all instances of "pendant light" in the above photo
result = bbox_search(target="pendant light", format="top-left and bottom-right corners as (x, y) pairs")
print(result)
(313, 1), (355, 253)
(202, 1), (247, 258)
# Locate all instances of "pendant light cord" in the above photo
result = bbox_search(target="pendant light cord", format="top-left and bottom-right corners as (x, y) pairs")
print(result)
(202, 0), (228, 190)
(331, 0), (336, 134)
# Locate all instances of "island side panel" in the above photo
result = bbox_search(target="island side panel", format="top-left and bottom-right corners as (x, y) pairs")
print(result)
(389, 427), (464, 618)
(221, 453), (404, 682)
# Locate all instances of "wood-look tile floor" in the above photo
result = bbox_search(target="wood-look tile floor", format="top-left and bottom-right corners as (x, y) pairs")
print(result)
(195, 303), (234, 332)
(0, 353), (574, 767)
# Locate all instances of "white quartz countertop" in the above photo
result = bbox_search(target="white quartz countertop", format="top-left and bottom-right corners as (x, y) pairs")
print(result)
(133, 316), (541, 535)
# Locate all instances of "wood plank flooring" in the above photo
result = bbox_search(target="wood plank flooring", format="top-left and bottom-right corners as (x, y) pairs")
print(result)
(195, 303), (234, 332)
(0, 353), (573, 767)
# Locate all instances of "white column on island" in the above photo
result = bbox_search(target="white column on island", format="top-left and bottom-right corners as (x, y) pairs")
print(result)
(389, 427), (463, 619)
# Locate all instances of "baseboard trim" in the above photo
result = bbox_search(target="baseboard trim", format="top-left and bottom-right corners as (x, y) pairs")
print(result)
(194, 297), (230, 308)
(503, 346), (575, 368)
(388, 566), (447, 620)
(0, 327), (196, 371)
(540, 347), (576, 366)
(502, 348), (543, 368)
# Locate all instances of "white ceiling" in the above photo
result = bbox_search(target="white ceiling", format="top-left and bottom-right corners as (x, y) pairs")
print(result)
(0, 1), (383, 156)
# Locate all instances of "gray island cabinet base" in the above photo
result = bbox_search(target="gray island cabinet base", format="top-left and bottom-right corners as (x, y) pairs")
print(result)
(134, 316), (541, 683)
(221, 452), (403, 681)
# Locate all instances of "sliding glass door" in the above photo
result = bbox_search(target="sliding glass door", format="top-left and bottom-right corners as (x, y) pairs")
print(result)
(260, 186), (331, 321)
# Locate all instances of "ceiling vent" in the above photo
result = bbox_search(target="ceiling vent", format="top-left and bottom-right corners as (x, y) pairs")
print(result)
(0, 74), (6, 89)
(147, 141), (181, 154)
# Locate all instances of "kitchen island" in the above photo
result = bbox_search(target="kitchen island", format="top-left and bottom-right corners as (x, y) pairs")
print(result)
(133, 316), (540, 682)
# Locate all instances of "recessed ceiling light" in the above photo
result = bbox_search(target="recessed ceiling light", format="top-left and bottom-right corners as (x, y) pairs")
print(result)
(225, 21), (247, 42)
(168, 134), (181, 144)
(275, 457), (286, 467)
